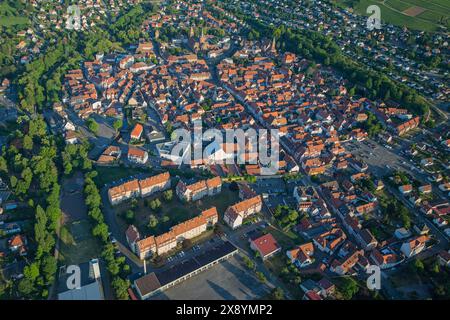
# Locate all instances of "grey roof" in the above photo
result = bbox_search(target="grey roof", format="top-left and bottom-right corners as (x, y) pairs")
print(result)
(135, 241), (238, 297)
(57, 260), (104, 300)
(58, 281), (102, 300)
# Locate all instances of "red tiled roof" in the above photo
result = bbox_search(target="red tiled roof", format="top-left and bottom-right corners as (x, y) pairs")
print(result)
(130, 123), (143, 139)
(251, 233), (280, 257)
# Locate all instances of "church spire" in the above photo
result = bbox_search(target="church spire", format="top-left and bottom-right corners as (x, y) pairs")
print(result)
(271, 37), (277, 53)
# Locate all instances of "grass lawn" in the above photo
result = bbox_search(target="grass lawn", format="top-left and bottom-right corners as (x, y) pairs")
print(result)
(263, 225), (303, 250)
(0, 120), (20, 136)
(334, 0), (449, 31)
(114, 184), (240, 237)
(0, 16), (28, 26)
(391, 266), (423, 287)
(58, 219), (102, 265)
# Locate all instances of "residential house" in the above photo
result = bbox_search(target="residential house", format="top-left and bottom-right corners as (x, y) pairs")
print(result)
(438, 251), (450, 268)
(399, 184), (413, 195)
(108, 172), (171, 205)
(371, 247), (402, 269)
(223, 196), (262, 229)
(8, 235), (27, 256)
(130, 123), (144, 140)
(312, 228), (347, 254)
(128, 147), (148, 164)
(400, 235), (429, 258)
(286, 242), (315, 268)
(250, 233), (281, 260)
(108, 179), (140, 205)
(126, 225), (141, 255)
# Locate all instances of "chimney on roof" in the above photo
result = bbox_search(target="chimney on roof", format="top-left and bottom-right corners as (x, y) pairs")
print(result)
(143, 259), (147, 275)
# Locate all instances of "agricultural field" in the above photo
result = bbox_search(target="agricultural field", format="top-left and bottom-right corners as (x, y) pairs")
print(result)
(335, 0), (450, 31)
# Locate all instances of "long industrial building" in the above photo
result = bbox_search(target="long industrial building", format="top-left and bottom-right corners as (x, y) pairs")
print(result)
(133, 241), (238, 299)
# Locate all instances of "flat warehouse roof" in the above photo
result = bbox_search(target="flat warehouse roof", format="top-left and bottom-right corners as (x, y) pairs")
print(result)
(135, 241), (238, 298)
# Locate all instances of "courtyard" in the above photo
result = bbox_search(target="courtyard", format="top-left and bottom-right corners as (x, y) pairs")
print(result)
(113, 183), (240, 238)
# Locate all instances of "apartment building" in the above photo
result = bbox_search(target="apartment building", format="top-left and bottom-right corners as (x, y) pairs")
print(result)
(135, 207), (218, 259)
(107, 179), (140, 206)
(107, 172), (171, 205)
(175, 177), (222, 202)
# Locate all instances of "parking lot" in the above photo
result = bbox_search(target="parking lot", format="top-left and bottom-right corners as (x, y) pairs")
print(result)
(150, 254), (271, 300)
(344, 139), (413, 177)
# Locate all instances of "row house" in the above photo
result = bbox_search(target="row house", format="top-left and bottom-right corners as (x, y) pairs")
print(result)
(107, 172), (171, 205)
(134, 207), (218, 259)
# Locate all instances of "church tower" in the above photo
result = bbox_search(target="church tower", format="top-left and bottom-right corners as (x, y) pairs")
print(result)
(200, 27), (206, 44)
(270, 37), (277, 53)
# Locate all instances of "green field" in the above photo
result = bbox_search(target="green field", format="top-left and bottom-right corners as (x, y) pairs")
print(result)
(335, 0), (450, 32)
(58, 220), (102, 265)
(0, 3), (29, 27)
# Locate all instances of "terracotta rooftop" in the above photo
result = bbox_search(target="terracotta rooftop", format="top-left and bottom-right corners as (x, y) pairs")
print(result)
(130, 123), (144, 138)
(109, 179), (140, 198)
(229, 195), (262, 215)
(251, 233), (280, 257)
(139, 172), (170, 189)
(128, 147), (146, 158)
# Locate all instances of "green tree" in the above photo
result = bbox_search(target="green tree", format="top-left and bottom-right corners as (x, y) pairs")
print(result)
(0, 156), (7, 172)
(124, 210), (135, 224)
(163, 190), (173, 201)
(271, 287), (284, 300)
(41, 255), (57, 284)
(150, 199), (161, 211)
(111, 277), (131, 300)
(17, 278), (34, 296)
(113, 119), (123, 131)
(92, 223), (109, 242)
(23, 135), (33, 150)
(148, 214), (158, 228)
(35, 205), (55, 258)
(339, 277), (359, 300)
(256, 271), (267, 283)
(24, 262), (40, 282)
(86, 118), (99, 134)
(413, 259), (425, 273)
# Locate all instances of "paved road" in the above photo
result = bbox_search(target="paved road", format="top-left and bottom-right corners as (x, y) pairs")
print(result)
(224, 222), (294, 299)
(343, 138), (449, 247)
(100, 187), (143, 273)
